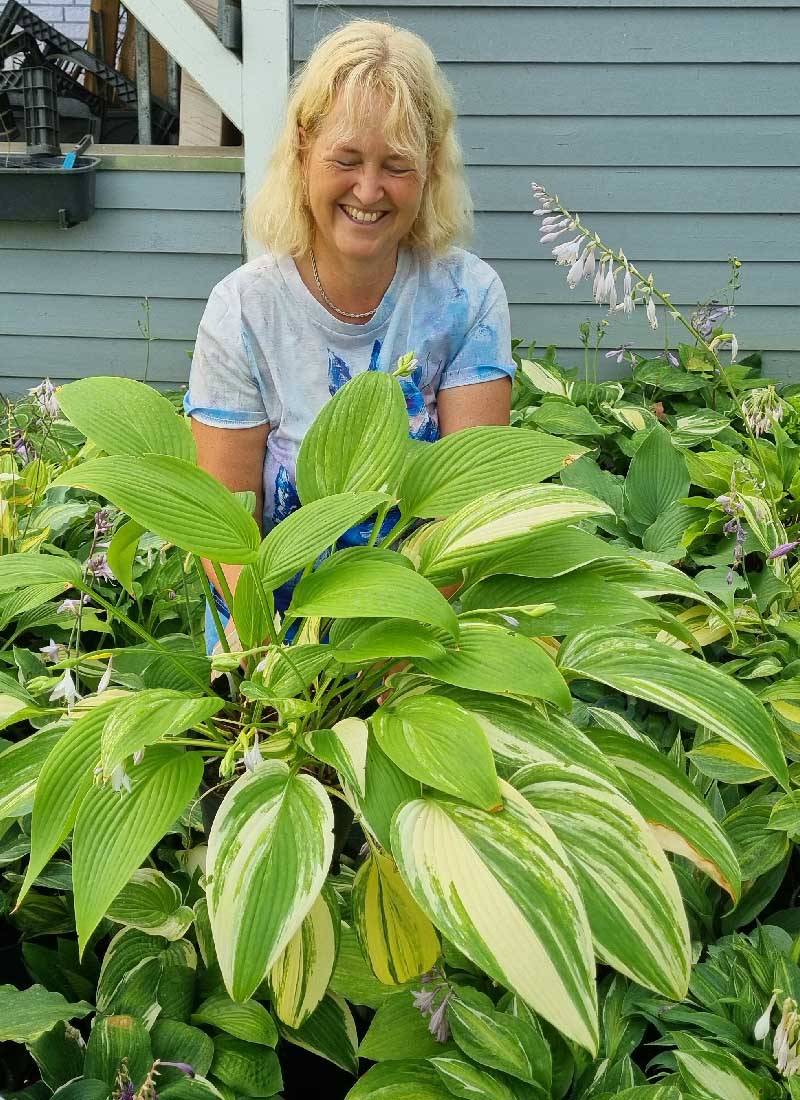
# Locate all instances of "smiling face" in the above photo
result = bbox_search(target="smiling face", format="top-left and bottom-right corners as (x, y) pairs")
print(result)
(302, 95), (427, 268)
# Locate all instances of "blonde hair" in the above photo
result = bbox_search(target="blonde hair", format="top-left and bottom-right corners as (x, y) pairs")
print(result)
(247, 19), (473, 257)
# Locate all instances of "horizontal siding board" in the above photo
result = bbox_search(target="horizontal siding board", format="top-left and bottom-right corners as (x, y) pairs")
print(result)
(0, 296), (204, 341)
(0, 252), (238, 298)
(295, 9), (800, 62)
(474, 213), (800, 260)
(444, 64), (800, 116)
(509, 304), (798, 350)
(0, 337), (192, 385)
(95, 171), (242, 212)
(458, 117), (800, 167)
(468, 166), (800, 212)
(0, 211), (243, 255)
(492, 260), (800, 307)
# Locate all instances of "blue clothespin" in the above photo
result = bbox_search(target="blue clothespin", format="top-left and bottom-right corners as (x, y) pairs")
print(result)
(62, 133), (93, 170)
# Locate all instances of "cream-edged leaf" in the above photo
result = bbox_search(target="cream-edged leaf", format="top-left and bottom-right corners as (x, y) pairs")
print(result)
(269, 884), (341, 1028)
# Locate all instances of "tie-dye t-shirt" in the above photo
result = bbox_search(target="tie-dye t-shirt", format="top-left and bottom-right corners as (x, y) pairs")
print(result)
(184, 246), (516, 536)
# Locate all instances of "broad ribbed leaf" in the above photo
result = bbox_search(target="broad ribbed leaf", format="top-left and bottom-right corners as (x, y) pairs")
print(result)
(513, 763), (691, 999)
(58, 377), (196, 462)
(329, 618), (447, 663)
(414, 622), (571, 710)
(0, 552), (82, 595)
(249, 643), (333, 699)
(211, 1034), (282, 1095)
(0, 728), (63, 820)
(53, 455), (260, 563)
(359, 993), (454, 1061)
(352, 852), (440, 984)
(446, 986), (548, 1086)
(372, 695), (501, 810)
(19, 702), (118, 905)
(419, 485), (613, 578)
(107, 519), (146, 596)
(73, 746), (203, 951)
(192, 992), (278, 1046)
(430, 1053), (517, 1100)
(305, 718), (369, 800)
(673, 1034), (765, 1100)
(345, 1061), (452, 1099)
(624, 424), (689, 527)
(297, 371), (408, 503)
(150, 1019), (214, 1078)
(391, 783), (598, 1052)
(586, 727), (741, 899)
(100, 690), (223, 778)
(83, 1014), (153, 1090)
(279, 992), (359, 1075)
(107, 868), (194, 940)
(291, 555), (458, 639)
(558, 629), (788, 786)
(331, 923), (409, 1009)
(269, 885), (340, 1028)
(400, 426), (586, 518)
(207, 760), (334, 1001)
(0, 985), (92, 1042)
(256, 491), (391, 590)
(483, 525), (627, 579)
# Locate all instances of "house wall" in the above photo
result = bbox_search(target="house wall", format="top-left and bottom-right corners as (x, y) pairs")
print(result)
(296, 0), (800, 378)
(15, 0), (90, 44)
(0, 148), (243, 393)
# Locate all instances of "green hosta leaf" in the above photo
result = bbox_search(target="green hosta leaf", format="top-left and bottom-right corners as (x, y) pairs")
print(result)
(269, 884), (340, 1028)
(529, 398), (608, 438)
(400, 426), (586, 519)
(329, 618), (447, 663)
(211, 1035), (283, 1097)
(150, 1018), (214, 1078)
(586, 728), (741, 900)
(58, 376), (196, 462)
(0, 985), (92, 1042)
(27, 1020), (85, 1091)
(291, 555), (459, 639)
(107, 519), (146, 596)
(53, 455), (260, 564)
(51, 1081), (110, 1100)
(245, 643), (333, 701)
(297, 370), (408, 503)
(83, 1014), (153, 1091)
(100, 690), (223, 778)
(73, 746), (203, 951)
(359, 992), (453, 1061)
(512, 763), (691, 1000)
(446, 987), (544, 1084)
(345, 1059), (464, 1098)
(352, 851), (440, 985)
(391, 783), (598, 1053)
(483, 525), (626, 580)
(0, 728), (63, 820)
(20, 702), (118, 906)
(372, 695), (501, 810)
(673, 1034), (767, 1100)
(769, 790), (800, 839)
(624, 424), (689, 528)
(206, 760), (334, 1001)
(558, 629), (788, 787)
(419, 485), (613, 578)
(279, 992), (359, 1075)
(331, 923), (409, 1009)
(430, 1053), (518, 1100)
(255, 491), (390, 591)
(414, 622), (571, 710)
(107, 868), (194, 940)
(723, 792), (789, 880)
(0, 553), (82, 596)
(355, 731), (421, 850)
(192, 992), (278, 1046)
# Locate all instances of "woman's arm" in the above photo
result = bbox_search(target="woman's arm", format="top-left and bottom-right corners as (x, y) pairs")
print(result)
(191, 419), (269, 598)
(437, 376), (512, 436)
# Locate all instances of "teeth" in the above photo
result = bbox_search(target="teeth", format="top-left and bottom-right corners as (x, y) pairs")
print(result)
(343, 205), (384, 223)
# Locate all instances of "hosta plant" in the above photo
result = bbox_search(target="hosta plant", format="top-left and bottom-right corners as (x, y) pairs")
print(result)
(0, 367), (789, 1096)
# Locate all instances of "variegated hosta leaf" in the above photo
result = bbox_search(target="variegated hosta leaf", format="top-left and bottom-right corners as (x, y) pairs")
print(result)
(399, 424), (586, 519)
(512, 763), (691, 1000)
(391, 782), (598, 1052)
(206, 760), (334, 1002)
(418, 485), (614, 579)
(351, 851), (440, 985)
(430, 1053), (517, 1100)
(371, 694), (501, 810)
(106, 868), (194, 940)
(279, 992), (359, 1076)
(586, 727), (741, 899)
(673, 1034), (767, 1100)
(304, 718), (369, 801)
(269, 884), (341, 1028)
(558, 629), (788, 787)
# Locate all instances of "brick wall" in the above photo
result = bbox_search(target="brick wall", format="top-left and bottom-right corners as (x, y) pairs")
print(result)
(20, 1), (91, 45)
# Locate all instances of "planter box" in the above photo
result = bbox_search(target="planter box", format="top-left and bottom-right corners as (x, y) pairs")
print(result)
(0, 153), (100, 227)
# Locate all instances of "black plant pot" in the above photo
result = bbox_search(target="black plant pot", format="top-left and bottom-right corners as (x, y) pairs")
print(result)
(0, 152), (99, 226)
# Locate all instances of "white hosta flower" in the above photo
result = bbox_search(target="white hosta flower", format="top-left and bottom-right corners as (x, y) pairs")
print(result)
(646, 295), (659, 329)
(622, 268), (634, 313)
(606, 269), (618, 311)
(730, 334), (738, 362)
(540, 227), (570, 243)
(97, 659), (113, 694)
(774, 998), (800, 1076)
(110, 763), (132, 794)
(133, 749), (145, 765)
(552, 236), (582, 266)
(39, 639), (61, 663)
(754, 993), (778, 1041)
(582, 245), (596, 281)
(566, 250), (587, 288)
(593, 259), (608, 304)
(243, 733), (263, 773)
(49, 669), (80, 710)
(28, 378), (59, 418)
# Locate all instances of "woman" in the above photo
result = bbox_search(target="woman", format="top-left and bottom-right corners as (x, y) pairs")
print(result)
(184, 19), (515, 649)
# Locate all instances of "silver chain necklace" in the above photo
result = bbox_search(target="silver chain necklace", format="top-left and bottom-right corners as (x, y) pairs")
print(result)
(309, 247), (380, 320)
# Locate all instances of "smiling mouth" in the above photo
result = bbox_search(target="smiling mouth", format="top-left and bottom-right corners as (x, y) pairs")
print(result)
(340, 205), (389, 225)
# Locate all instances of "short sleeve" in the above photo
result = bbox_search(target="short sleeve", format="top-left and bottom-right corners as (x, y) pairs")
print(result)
(438, 274), (516, 391)
(183, 281), (271, 429)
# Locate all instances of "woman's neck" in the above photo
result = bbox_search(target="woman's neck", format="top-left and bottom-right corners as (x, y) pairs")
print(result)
(297, 243), (398, 325)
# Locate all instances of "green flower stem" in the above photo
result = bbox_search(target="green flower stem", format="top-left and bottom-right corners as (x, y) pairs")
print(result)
(367, 501), (392, 548)
(194, 559), (230, 655)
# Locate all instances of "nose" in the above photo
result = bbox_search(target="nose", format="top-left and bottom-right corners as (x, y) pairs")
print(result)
(352, 165), (384, 207)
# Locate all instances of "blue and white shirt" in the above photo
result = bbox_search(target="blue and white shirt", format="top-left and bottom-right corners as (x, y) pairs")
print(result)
(184, 245), (516, 532)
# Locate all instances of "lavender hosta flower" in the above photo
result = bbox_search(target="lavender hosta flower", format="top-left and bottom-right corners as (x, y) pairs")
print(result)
(49, 669), (80, 710)
(28, 378), (59, 418)
(769, 540), (800, 561)
(94, 508), (113, 537)
(428, 994), (452, 1043)
(411, 970), (453, 1043)
(58, 594), (91, 615)
(691, 300), (735, 342)
(39, 638), (61, 663)
(605, 344), (633, 364)
(13, 436), (31, 463)
(155, 1061), (195, 1079)
(87, 553), (115, 583)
